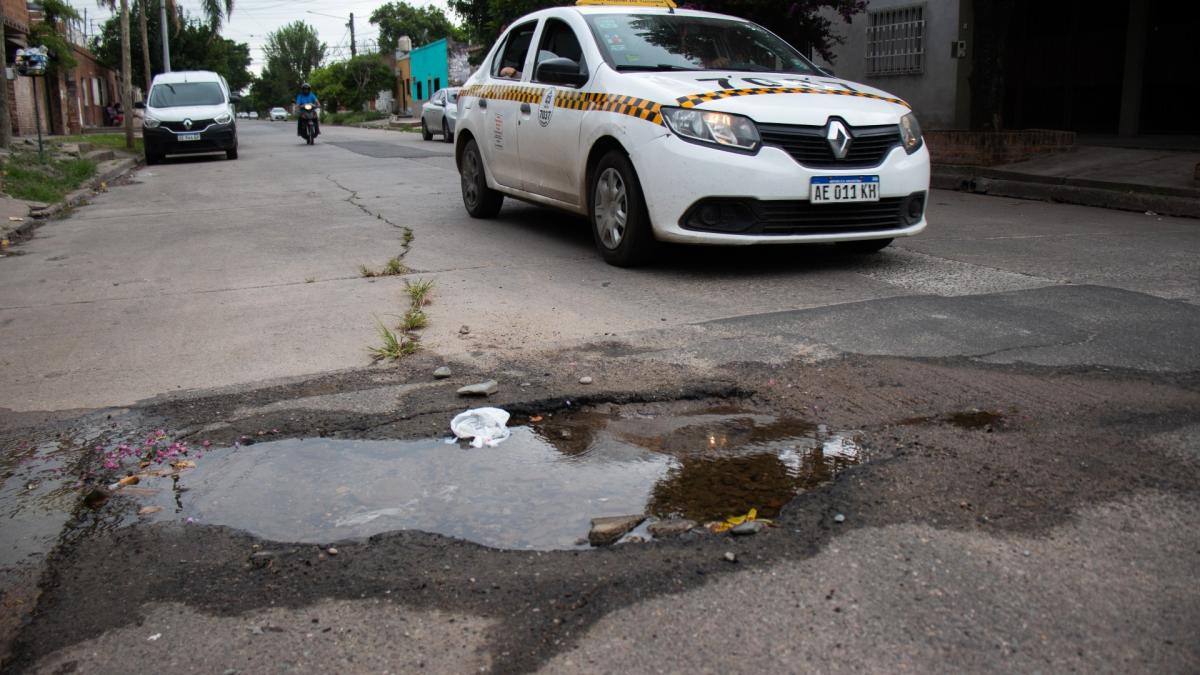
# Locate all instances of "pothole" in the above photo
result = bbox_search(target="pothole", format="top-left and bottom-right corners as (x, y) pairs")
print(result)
(109, 404), (872, 550)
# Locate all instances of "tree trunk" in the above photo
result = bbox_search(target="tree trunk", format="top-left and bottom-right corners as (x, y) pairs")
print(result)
(0, 6), (12, 148)
(138, 0), (152, 91)
(121, 0), (135, 150)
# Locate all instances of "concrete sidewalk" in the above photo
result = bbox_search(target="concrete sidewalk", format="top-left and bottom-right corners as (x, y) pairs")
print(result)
(933, 144), (1200, 218)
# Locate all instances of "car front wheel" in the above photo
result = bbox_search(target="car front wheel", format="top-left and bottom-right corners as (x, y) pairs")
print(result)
(442, 120), (453, 143)
(589, 151), (656, 267)
(421, 119), (432, 141)
(460, 138), (503, 217)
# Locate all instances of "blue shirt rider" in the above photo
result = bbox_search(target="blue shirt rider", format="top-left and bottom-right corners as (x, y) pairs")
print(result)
(295, 83), (320, 139)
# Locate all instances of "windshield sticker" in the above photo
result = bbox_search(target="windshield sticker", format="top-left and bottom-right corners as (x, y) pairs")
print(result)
(610, 44), (626, 52)
(595, 18), (618, 28)
(538, 87), (556, 127)
(625, 53), (640, 62)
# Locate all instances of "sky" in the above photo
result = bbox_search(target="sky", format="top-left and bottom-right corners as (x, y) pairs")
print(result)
(74, 0), (455, 76)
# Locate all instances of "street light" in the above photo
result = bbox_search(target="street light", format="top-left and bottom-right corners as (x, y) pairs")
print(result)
(306, 10), (356, 57)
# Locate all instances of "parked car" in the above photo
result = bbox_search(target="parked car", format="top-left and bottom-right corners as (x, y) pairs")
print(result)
(421, 87), (459, 143)
(248, 111), (259, 120)
(136, 70), (238, 165)
(269, 107), (288, 121)
(236, 111), (249, 119)
(454, 1), (928, 266)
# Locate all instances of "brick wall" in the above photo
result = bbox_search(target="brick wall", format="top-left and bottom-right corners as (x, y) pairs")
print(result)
(925, 129), (1076, 166)
(68, 46), (118, 130)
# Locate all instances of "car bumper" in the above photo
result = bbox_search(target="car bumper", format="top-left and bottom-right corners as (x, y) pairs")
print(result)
(629, 134), (930, 245)
(271, 115), (288, 120)
(143, 124), (237, 155)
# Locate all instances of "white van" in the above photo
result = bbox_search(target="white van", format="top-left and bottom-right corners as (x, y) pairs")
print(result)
(136, 71), (239, 165)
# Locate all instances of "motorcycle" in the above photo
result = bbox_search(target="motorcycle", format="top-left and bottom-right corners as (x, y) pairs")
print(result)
(299, 103), (319, 145)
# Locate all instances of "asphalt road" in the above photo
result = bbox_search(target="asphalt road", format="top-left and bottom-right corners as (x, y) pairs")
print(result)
(1, 121), (1198, 673)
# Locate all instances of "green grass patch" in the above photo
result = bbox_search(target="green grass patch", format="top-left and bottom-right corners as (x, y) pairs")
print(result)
(326, 110), (388, 126)
(59, 133), (144, 155)
(397, 308), (428, 331)
(1, 149), (98, 203)
(358, 256), (409, 278)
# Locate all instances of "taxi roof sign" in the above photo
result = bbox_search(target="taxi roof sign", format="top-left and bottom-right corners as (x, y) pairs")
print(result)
(576, 0), (677, 8)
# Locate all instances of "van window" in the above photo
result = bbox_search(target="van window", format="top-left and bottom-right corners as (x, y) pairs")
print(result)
(149, 81), (225, 107)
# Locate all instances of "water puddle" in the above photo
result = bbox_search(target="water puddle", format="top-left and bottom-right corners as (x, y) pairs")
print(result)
(121, 408), (871, 550)
(0, 438), (89, 569)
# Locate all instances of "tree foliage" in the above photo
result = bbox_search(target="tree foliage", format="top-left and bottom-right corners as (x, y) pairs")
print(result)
(31, 0), (82, 73)
(90, 3), (252, 92)
(262, 21), (325, 92)
(369, 1), (464, 52)
(448, 0), (864, 62)
(308, 54), (393, 112)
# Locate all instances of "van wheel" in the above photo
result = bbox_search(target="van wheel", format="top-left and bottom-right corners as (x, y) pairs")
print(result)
(589, 150), (656, 267)
(144, 150), (161, 166)
(226, 146), (238, 160)
(460, 138), (503, 217)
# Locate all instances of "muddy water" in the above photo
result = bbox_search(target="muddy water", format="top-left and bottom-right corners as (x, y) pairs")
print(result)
(0, 439), (87, 569)
(128, 410), (869, 550)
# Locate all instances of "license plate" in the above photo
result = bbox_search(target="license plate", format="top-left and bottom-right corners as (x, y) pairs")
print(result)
(810, 176), (880, 203)
(178, 133), (201, 142)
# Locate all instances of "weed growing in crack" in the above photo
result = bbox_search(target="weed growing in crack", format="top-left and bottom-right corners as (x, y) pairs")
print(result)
(398, 308), (428, 331)
(406, 278), (435, 306)
(359, 257), (409, 278)
(369, 320), (420, 361)
(402, 227), (414, 246)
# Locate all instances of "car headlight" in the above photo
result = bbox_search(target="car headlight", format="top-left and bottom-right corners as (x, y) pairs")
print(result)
(142, 116), (160, 129)
(899, 112), (923, 154)
(661, 107), (760, 152)
(215, 112), (232, 124)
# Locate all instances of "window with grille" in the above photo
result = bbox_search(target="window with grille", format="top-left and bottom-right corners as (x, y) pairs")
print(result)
(866, 4), (925, 76)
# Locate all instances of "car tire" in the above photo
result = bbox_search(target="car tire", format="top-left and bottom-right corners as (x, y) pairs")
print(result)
(460, 138), (503, 218)
(226, 146), (238, 160)
(421, 119), (432, 141)
(835, 238), (893, 254)
(589, 150), (656, 268)
(442, 120), (453, 143)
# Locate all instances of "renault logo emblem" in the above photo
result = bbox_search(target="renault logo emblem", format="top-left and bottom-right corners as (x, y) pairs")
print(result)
(183, 119), (193, 130)
(826, 119), (851, 159)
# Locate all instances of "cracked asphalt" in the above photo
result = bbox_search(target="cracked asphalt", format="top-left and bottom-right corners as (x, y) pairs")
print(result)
(1, 122), (1198, 673)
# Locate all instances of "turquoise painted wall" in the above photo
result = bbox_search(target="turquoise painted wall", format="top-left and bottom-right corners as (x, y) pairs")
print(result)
(410, 39), (449, 102)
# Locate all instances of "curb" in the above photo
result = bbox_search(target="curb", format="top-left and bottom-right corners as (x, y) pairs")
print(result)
(28, 156), (140, 221)
(933, 166), (1200, 219)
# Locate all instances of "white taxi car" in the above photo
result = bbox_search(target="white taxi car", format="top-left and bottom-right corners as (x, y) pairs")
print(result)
(454, 0), (929, 266)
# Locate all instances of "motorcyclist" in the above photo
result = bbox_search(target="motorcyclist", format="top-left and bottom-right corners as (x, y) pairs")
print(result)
(295, 82), (320, 139)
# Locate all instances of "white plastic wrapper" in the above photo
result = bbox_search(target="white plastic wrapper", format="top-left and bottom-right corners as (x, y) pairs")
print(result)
(450, 407), (511, 448)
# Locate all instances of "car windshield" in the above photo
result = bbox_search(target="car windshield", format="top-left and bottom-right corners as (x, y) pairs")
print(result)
(584, 13), (819, 75)
(148, 82), (225, 108)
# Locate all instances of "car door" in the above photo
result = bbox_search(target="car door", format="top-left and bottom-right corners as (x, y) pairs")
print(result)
(429, 89), (445, 129)
(478, 20), (538, 190)
(516, 17), (591, 205)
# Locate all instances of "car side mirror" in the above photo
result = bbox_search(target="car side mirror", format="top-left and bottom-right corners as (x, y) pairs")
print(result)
(133, 100), (146, 109)
(536, 57), (587, 87)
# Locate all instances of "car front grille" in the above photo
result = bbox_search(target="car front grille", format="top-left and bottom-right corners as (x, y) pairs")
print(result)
(161, 119), (216, 132)
(681, 195), (922, 236)
(758, 123), (901, 169)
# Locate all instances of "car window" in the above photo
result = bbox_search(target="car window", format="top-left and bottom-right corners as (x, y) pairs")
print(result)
(148, 82), (225, 107)
(583, 13), (819, 74)
(491, 21), (537, 80)
(433, 90), (444, 105)
(534, 18), (587, 84)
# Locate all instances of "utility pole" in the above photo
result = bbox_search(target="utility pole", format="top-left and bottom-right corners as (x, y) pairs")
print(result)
(120, 0), (134, 149)
(160, 0), (171, 72)
(348, 13), (356, 57)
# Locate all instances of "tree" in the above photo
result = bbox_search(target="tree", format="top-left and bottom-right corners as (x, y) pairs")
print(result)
(91, 8), (252, 92)
(0, 3), (12, 148)
(246, 64), (292, 111)
(448, 0), (865, 63)
(369, 1), (463, 52)
(308, 54), (392, 111)
(95, 0), (138, 148)
(262, 21), (325, 94)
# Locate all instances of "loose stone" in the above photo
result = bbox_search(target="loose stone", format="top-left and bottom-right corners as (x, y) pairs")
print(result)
(730, 521), (765, 536)
(457, 380), (498, 396)
(723, 551), (737, 563)
(648, 519), (697, 538)
(433, 366), (452, 379)
(579, 376), (593, 385)
(588, 515), (645, 546)
(834, 513), (846, 523)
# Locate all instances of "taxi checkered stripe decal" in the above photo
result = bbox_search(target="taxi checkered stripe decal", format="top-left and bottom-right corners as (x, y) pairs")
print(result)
(460, 84), (665, 125)
(676, 86), (910, 109)
(458, 82), (908, 126)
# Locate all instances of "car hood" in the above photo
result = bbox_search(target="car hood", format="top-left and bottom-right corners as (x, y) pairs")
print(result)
(145, 104), (229, 122)
(612, 70), (911, 126)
